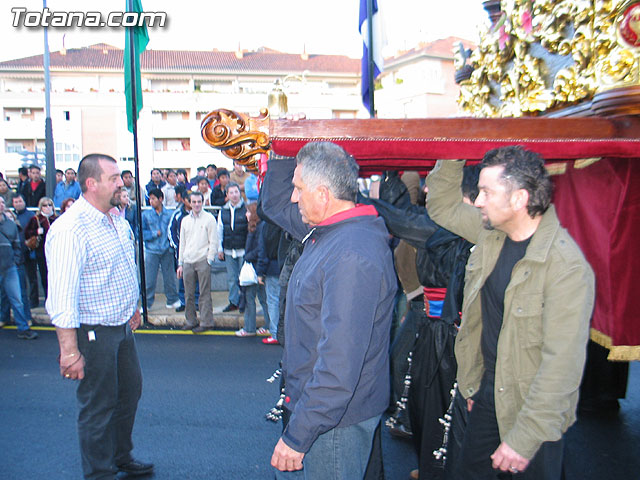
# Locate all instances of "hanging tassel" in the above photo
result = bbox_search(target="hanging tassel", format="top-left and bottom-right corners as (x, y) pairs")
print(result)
(386, 350), (413, 429)
(433, 383), (457, 465)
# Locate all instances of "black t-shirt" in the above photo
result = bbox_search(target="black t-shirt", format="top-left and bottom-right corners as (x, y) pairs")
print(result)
(480, 235), (531, 375)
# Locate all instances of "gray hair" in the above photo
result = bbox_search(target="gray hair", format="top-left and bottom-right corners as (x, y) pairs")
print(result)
(296, 142), (359, 202)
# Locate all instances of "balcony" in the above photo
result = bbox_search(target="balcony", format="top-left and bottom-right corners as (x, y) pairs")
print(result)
(2, 119), (44, 140)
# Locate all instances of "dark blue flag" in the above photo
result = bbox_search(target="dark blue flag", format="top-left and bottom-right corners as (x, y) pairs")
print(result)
(359, 0), (384, 113)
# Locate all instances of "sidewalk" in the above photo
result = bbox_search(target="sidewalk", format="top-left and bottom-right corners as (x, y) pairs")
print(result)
(30, 292), (266, 331)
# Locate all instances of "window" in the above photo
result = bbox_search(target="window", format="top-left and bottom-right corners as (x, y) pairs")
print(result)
(151, 111), (188, 121)
(6, 141), (24, 153)
(4, 107), (42, 121)
(153, 138), (191, 151)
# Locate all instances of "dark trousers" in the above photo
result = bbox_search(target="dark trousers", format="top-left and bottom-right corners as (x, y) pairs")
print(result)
(24, 253), (39, 306)
(456, 374), (564, 480)
(34, 249), (48, 302)
(76, 323), (143, 480)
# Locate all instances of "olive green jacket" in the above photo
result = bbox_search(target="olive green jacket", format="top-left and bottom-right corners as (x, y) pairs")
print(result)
(426, 160), (595, 460)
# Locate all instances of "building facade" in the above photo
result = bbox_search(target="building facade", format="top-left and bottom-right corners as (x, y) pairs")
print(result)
(0, 43), (363, 178)
(0, 39), (468, 180)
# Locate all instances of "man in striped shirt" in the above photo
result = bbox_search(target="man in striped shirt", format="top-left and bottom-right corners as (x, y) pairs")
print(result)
(46, 154), (153, 480)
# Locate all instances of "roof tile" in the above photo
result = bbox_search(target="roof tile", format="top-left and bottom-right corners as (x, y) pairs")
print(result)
(0, 44), (360, 74)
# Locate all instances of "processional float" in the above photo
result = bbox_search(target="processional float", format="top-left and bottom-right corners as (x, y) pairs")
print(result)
(200, 0), (640, 362)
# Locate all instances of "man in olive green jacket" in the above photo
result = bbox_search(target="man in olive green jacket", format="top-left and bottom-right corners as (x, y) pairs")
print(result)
(426, 146), (594, 479)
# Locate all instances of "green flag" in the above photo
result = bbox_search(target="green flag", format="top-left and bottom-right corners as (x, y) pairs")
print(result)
(124, 0), (149, 133)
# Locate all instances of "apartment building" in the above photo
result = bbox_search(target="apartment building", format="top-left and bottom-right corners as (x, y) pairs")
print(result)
(0, 39), (468, 179)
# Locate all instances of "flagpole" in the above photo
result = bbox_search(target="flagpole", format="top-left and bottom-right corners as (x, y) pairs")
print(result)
(43, 0), (56, 198)
(126, 0), (148, 321)
(367, 0), (375, 118)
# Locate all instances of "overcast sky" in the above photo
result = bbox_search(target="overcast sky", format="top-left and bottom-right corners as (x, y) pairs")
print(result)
(1, 0), (488, 62)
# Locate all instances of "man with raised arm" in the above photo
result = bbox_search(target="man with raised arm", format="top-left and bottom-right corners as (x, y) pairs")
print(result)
(426, 147), (594, 479)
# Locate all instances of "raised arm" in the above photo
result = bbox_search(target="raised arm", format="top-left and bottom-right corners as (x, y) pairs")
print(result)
(260, 156), (309, 242)
(426, 160), (483, 244)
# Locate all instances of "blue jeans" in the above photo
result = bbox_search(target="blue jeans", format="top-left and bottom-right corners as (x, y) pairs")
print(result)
(144, 249), (179, 307)
(1, 264), (32, 324)
(275, 415), (381, 480)
(0, 265), (29, 332)
(265, 275), (280, 337)
(224, 254), (243, 306)
(243, 282), (269, 333)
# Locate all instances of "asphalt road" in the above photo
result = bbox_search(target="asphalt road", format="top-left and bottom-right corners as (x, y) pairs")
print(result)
(1, 328), (638, 479)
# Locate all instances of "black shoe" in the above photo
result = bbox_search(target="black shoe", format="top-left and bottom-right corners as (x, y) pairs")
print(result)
(17, 329), (38, 340)
(175, 304), (185, 312)
(222, 303), (238, 312)
(192, 325), (213, 333)
(117, 460), (154, 476)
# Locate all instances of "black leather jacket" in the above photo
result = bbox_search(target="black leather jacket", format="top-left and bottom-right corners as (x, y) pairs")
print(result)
(363, 171), (472, 323)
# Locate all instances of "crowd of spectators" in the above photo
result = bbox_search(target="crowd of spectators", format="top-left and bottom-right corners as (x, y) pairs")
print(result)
(0, 162), (276, 343)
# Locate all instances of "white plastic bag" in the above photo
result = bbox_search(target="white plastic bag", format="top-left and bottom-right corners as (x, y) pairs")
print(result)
(239, 261), (258, 286)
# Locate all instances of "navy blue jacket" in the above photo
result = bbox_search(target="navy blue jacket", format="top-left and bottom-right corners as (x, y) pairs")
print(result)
(243, 221), (262, 265)
(261, 156), (396, 453)
(14, 207), (35, 259)
(123, 204), (138, 242)
(256, 222), (281, 277)
(144, 179), (166, 206)
(168, 204), (188, 261)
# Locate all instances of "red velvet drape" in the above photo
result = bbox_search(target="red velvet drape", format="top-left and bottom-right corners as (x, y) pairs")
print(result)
(553, 158), (640, 359)
(272, 137), (640, 176)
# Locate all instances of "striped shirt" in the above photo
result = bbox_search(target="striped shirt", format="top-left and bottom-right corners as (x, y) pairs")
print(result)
(45, 196), (139, 328)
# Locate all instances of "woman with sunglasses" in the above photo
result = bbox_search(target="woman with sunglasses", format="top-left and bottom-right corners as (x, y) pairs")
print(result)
(24, 196), (57, 306)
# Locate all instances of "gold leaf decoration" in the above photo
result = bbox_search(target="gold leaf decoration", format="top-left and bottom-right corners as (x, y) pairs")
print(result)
(457, 0), (640, 117)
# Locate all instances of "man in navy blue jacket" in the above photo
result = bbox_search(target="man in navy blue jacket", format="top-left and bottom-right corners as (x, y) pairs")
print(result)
(262, 142), (396, 479)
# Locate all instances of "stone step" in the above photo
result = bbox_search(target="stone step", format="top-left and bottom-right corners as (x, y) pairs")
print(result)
(28, 291), (268, 330)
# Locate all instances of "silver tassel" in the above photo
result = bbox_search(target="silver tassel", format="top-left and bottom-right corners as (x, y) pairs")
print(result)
(267, 368), (282, 383)
(385, 350), (413, 429)
(265, 368), (284, 422)
(265, 389), (285, 422)
(433, 383), (457, 465)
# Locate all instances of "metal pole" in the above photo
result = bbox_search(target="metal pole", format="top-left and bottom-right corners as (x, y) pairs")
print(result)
(367, 0), (375, 118)
(43, 0), (56, 198)
(127, 0), (148, 321)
